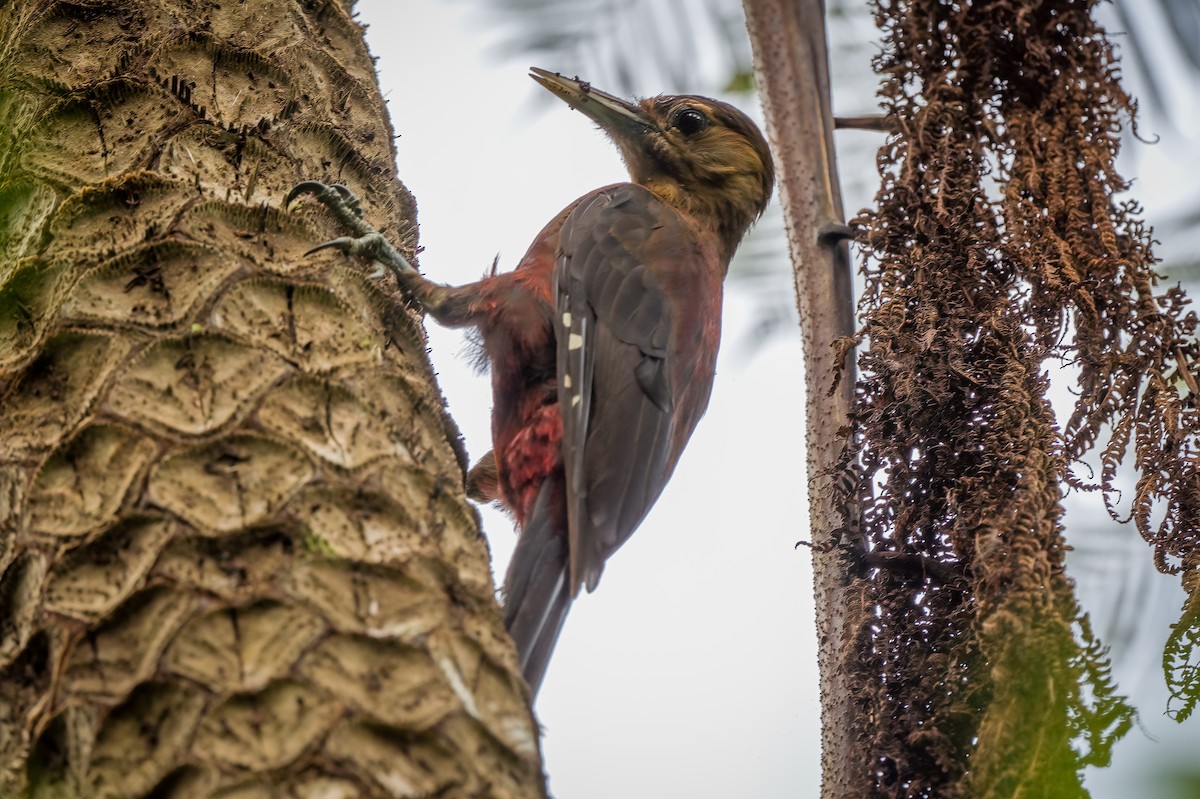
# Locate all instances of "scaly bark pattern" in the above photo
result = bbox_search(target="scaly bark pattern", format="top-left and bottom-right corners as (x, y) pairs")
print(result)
(0, 2), (544, 797)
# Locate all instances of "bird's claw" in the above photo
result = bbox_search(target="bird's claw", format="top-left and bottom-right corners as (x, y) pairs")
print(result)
(303, 231), (415, 274)
(287, 180), (414, 282)
(303, 236), (359, 257)
(286, 181), (363, 222)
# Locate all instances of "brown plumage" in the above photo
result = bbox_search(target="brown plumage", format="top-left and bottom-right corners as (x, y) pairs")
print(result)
(292, 71), (774, 697)
(462, 71), (774, 695)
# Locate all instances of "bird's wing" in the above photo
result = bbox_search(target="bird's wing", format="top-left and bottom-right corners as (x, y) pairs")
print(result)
(555, 183), (705, 594)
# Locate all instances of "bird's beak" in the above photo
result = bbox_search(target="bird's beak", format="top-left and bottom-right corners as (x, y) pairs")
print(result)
(529, 67), (655, 138)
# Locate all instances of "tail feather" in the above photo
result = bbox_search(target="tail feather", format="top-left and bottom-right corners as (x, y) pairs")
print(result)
(503, 482), (573, 697)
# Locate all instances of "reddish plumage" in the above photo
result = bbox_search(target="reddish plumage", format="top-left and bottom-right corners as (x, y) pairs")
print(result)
(316, 71), (775, 696)
(474, 205), (576, 527)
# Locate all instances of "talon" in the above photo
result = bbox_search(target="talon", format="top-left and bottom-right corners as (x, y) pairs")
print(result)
(302, 230), (415, 282)
(287, 181), (414, 284)
(304, 236), (357, 257)
(285, 180), (331, 208)
(286, 180), (366, 228)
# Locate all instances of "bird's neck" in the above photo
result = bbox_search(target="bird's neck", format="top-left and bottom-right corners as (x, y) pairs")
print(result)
(640, 177), (756, 267)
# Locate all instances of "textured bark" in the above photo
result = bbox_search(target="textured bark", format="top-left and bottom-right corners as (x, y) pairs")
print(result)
(0, 2), (545, 797)
(741, 1), (866, 797)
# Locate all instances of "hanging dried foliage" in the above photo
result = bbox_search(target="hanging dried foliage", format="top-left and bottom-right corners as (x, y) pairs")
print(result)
(844, 0), (1200, 794)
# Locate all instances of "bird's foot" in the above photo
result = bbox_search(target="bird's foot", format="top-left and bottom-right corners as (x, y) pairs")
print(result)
(286, 181), (364, 225)
(286, 180), (415, 283)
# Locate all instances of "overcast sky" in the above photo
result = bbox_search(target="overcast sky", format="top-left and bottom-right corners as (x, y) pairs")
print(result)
(355, 4), (1199, 797)
(357, 3), (816, 797)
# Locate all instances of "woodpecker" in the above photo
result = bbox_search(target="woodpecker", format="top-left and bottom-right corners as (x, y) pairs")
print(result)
(289, 69), (774, 697)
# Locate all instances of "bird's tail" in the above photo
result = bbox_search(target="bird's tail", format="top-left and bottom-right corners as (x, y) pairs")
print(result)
(503, 482), (573, 698)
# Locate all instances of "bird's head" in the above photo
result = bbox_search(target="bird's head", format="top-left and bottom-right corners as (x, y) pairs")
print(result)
(530, 68), (774, 260)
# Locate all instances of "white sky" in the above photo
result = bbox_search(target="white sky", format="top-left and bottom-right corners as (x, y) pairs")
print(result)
(356, 3), (1199, 797)
(359, 3), (816, 797)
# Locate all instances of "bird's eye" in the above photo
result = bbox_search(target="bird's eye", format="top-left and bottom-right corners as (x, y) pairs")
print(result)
(672, 108), (709, 135)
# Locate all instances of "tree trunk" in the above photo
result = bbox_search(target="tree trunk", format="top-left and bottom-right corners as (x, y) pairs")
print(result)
(742, 1), (867, 796)
(0, 2), (545, 796)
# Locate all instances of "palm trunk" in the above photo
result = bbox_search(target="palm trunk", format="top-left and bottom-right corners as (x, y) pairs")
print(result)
(741, 1), (867, 796)
(0, 2), (544, 796)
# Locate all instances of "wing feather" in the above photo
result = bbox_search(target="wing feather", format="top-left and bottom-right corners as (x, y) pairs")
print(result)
(555, 184), (713, 594)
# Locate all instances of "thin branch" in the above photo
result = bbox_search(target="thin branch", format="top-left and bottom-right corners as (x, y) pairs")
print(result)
(834, 114), (894, 132)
